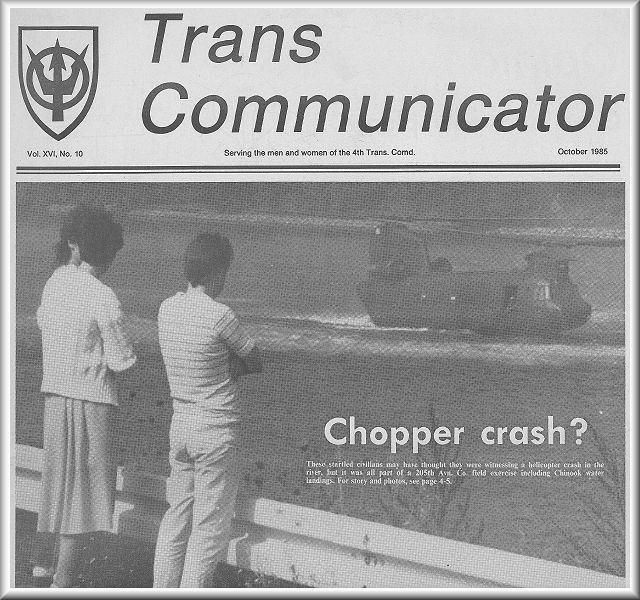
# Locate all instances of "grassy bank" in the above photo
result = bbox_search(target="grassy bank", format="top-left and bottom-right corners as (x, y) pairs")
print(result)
(16, 343), (625, 576)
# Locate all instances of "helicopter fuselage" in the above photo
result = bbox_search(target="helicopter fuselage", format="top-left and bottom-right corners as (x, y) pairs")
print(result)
(357, 221), (592, 335)
(356, 269), (591, 334)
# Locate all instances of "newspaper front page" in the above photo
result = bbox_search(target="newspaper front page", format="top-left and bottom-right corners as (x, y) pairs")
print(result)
(3, 2), (635, 592)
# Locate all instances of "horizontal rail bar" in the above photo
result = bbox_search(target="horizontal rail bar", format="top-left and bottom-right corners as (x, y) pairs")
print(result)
(14, 444), (625, 588)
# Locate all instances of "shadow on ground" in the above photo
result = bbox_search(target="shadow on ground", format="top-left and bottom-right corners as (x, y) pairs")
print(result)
(15, 509), (305, 588)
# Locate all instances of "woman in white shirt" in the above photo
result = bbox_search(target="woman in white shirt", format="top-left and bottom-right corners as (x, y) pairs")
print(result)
(34, 205), (136, 587)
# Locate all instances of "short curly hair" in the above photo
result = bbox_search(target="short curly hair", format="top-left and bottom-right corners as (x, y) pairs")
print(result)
(55, 204), (124, 267)
(184, 233), (234, 285)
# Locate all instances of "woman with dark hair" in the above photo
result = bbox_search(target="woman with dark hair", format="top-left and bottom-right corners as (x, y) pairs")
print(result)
(33, 205), (136, 587)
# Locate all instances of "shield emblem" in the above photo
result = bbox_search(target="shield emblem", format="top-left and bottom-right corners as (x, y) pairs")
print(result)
(18, 26), (98, 140)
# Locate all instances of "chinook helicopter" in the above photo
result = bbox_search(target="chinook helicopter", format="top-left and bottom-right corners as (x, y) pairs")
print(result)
(356, 220), (619, 335)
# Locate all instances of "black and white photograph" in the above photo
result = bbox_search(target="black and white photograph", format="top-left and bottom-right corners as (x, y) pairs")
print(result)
(12, 181), (626, 588)
(3, 2), (635, 594)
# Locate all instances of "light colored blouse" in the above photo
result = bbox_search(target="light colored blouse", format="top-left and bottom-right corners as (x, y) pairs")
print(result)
(37, 263), (137, 405)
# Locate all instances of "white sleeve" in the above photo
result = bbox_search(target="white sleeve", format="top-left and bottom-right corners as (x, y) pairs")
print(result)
(98, 291), (137, 372)
(36, 281), (50, 330)
(218, 308), (255, 358)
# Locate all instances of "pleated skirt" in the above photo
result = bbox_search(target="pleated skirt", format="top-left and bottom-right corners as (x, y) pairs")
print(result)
(37, 395), (117, 535)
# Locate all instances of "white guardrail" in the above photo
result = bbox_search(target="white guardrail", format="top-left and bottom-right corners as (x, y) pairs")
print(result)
(14, 444), (626, 589)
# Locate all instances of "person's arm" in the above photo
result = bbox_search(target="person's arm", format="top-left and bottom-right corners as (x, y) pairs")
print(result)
(36, 306), (45, 331)
(36, 280), (51, 330)
(98, 293), (137, 373)
(230, 346), (263, 378)
(219, 308), (263, 378)
(242, 345), (263, 374)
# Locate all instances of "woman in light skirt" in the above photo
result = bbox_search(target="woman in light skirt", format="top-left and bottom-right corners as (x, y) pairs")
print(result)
(33, 205), (136, 587)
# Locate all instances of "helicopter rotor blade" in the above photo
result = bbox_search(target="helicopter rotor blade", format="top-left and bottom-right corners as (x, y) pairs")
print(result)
(376, 217), (624, 248)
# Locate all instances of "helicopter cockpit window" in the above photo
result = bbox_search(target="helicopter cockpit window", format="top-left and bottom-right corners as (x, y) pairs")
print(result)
(534, 282), (551, 302)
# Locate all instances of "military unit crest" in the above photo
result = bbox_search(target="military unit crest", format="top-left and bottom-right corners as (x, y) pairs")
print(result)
(18, 27), (98, 140)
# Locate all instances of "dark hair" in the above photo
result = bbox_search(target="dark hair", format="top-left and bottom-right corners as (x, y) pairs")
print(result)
(55, 204), (124, 267)
(184, 233), (234, 285)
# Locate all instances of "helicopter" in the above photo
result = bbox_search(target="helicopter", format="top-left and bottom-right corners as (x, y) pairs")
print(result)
(355, 220), (619, 335)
